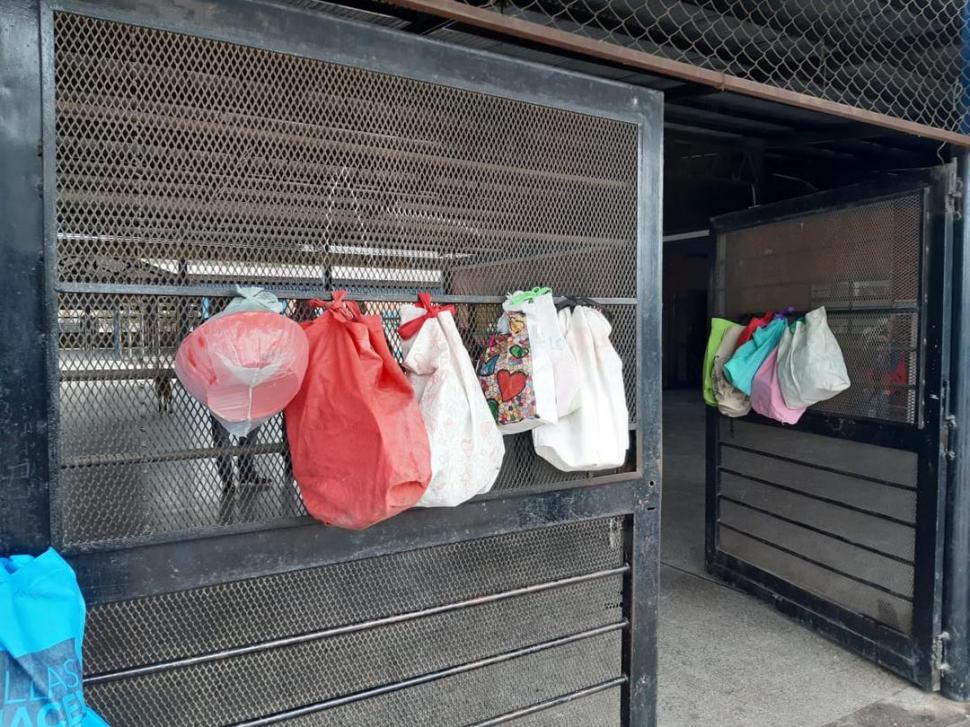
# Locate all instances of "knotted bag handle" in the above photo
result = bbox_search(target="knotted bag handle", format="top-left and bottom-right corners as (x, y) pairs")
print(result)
(308, 291), (363, 321)
(398, 292), (456, 340)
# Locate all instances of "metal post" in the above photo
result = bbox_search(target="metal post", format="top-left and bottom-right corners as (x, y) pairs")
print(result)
(0, 0), (52, 554)
(942, 151), (970, 701)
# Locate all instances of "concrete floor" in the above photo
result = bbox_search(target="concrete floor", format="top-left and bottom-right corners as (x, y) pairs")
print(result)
(658, 391), (970, 727)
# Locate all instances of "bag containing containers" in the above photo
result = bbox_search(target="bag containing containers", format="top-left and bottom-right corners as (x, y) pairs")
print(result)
(723, 315), (787, 396)
(399, 293), (504, 507)
(175, 287), (309, 436)
(285, 292), (431, 529)
(711, 321), (750, 418)
(777, 306), (851, 408)
(1, 549), (109, 727)
(751, 349), (807, 425)
(533, 306), (629, 471)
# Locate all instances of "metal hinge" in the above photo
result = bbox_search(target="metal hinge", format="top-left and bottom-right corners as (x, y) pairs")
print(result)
(933, 632), (952, 674)
(942, 380), (957, 461)
(948, 175), (963, 219)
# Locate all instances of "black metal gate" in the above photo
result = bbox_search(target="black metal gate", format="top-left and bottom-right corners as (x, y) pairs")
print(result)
(706, 167), (954, 689)
(0, 0), (662, 724)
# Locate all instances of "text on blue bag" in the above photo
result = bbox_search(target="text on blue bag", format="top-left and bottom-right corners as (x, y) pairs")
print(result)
(1, 639), (85, 727)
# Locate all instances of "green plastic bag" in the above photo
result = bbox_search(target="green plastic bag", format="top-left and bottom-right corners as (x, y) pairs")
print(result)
(703, 318), (739, 406)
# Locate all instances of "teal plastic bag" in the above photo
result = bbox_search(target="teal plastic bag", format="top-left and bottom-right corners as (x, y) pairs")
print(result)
(723, 317), (786, 396)
(1, 549), (109, 726)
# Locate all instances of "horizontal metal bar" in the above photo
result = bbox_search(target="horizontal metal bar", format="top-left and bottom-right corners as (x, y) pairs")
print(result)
(48, 0), (658, 127)
(736, 408), (922, 450)
(722, 300), (920, 317)
(718, 522), (914, 601)
(71, 482), (636, 602)
(717, 495), (915, 566)
(719, 441), (918, 491)
(63, 443), (286, 469)
(55, 281), (636, 305)
(60, 367), (174, 382)
(86, 565), (629, 684)
(719, 467), (918, 527)
(466, 677), (628, 726)
(230, 621), (628, 726)
(380, 0), (970, 148)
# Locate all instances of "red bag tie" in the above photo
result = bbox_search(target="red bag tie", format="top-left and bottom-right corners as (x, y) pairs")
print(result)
(309, 291), (362, 321)
(397, 292), (456, 340)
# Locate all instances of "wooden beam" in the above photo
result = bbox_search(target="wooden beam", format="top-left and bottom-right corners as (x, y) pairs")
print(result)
(382, 0), (970, 148)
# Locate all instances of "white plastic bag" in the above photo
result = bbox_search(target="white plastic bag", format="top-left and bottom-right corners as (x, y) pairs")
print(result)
(504, 289), (582, 418)
(777, 306), (851, 409)
(711, 323), (751, 418)
(400, 295), (505, 507)
(533, 306), (629, 471)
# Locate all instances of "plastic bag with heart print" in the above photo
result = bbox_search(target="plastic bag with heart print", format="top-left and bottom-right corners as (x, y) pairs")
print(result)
(477, 309), (558, 434)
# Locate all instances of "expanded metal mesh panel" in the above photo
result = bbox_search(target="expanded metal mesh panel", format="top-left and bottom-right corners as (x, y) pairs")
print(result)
(53, 12), (638, 295)
(282, 637), (623, 726)
(87, 578), (623, 725)
(824, 311), (918, 423)
(448, 0), (970, 136)
(718, 195), (922, 316)
(85, 517), (624, 673)
(716, 193), (922, 423)
(505, 686), (622, 726)
(52, 13), (641, 548)
(84, 519), (626, 726)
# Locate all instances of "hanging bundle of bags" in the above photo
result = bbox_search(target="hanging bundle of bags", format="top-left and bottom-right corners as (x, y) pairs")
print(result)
(703, 305), (850, 425)
(399, 293), (504, 507)
(532, 305), (629, 471)
(175, 287), (309, 436)
(1, 549), (109, 726)
(285, 292), (431, 529)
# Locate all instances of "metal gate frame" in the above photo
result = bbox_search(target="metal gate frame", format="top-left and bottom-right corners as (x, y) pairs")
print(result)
(705, 166), (954, 690)
(0, 0), (663, 724)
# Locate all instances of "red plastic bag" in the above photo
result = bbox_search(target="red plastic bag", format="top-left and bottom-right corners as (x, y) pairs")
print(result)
(284, 292), (431, 529)
(735, 311), (775, 348)
(175, 310), (309, 436)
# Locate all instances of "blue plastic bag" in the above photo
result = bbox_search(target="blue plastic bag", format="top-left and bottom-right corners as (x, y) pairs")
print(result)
(1, 549), (108, 726)
(723, 316), (786, 396)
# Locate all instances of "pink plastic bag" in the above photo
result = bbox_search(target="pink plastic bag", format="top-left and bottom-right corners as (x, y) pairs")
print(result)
(175, 310), (309, 436)
(751, 349), (806, 425)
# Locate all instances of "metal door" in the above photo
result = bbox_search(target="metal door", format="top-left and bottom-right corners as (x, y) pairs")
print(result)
(705, 167), (955, 689)
(0, 0), (663, 725)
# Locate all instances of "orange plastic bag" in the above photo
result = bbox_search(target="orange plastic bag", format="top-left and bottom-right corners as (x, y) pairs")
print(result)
(175, 308), (309, 436)
(284, 292), (431, 529)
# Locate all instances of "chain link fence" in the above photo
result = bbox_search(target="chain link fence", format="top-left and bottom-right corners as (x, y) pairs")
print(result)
(446, 0), (970, 136)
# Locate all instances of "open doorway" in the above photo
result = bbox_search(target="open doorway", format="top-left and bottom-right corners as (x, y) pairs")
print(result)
(659, 132), (964, 726)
